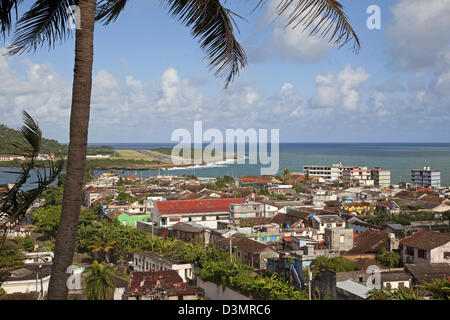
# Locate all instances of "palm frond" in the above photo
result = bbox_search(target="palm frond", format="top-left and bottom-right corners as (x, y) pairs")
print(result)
(162, 0), (247, 87)
(8, 0), (77, 55)
(254, 0), (360, 53)
(96, 0), (128, 25)
(0, 0), (23, 36)
(0, 111), (63, 245)
(8, 111), (41, 158)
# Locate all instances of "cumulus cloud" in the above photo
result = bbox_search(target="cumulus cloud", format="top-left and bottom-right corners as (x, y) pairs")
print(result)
(310, 65), (371, 111)
(0, 48), (71, 134)
(247, 2), (332, 63)
(387, 0), (450, 72)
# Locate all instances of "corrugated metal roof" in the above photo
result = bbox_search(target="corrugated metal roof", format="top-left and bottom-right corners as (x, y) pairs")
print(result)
(336, 279), (371, 299)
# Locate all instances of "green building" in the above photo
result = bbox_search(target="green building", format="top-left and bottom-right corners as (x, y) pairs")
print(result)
(117, 213), (150, 227)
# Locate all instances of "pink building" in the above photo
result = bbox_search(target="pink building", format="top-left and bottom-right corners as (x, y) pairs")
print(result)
(400, 230), (450, 264)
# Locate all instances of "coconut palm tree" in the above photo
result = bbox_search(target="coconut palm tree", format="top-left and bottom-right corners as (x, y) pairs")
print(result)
(0, 111), (63, 245)
(281, 168), (292, 183)
(84, 260), (116, 300)
(2, 0), (359, 299)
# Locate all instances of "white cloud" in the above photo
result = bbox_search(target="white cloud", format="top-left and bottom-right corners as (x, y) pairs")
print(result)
(311, 65), (371, 111)
(247, 2), (332, 63)
(387, 0), (450, 72)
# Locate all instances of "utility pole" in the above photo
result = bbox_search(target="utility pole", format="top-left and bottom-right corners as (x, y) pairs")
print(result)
(229, 237), (233, 263)
(307, 266), (312, 300)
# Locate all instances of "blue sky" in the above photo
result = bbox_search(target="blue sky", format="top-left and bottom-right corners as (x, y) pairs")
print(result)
(1, 0), (449, 143)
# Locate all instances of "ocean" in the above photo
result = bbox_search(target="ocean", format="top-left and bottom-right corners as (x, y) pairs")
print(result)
(1, 143), (450, 186)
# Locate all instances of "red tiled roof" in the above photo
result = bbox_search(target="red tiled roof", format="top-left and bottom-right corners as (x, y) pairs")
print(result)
(182, 192), (205, 200)
(400, 230), (450, 251)
(90, 197), (105, 206)
(268, 213), (287, 226)
(418, 195), (444, 203)
(345, 229), (388, 255)
(155, 198), (245, 215)
(129, 270), (201, 297)
(218, 236), (276, 254)
(239, 176), (271, 183)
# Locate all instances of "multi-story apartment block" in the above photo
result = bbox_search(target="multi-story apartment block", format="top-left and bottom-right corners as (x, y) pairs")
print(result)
(303, 163), (353, 181)
(411, 167), (440, 188)
(342, 167), (374, 186)
(371, 167), (391, 188)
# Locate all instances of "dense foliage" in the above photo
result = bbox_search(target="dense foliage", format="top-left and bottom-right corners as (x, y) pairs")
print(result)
(0, 241), (25, 270)
(85, 260), (116, 300)
(311, 256), (358, 279)
(115, 192), (139, 204)
(20, 235), (35, 252)
(420, 278), (450, 300)
(369, 286), (424, 300)
(366, 211), (436, 226)
(75, 219), (306, 300)
(0, 123), (119, 157)
(0, 124), (67, 155)
(376, 248), (400, 268)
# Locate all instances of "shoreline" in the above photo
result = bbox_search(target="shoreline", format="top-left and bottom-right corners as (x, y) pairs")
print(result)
(0, 154), (246, 172)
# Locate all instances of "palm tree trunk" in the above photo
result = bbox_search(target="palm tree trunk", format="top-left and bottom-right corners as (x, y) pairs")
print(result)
(47, 0), (96, 300)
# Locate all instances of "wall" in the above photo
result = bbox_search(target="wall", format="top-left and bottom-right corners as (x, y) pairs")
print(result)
(196, 278), (251, 300)
(1, 276), (50, 295)
(431, 242), (450, 263)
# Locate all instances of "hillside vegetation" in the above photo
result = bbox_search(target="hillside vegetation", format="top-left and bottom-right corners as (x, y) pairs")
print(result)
(0, 124), (68, 155)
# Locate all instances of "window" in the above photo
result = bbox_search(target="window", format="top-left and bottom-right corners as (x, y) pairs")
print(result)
(418, 249), (426, 259)
(444, 252), (450, 259)
(385, 283), (391, 289)
(398, 282), (405, 287)
(202, 216), (206, 221)
(406, 246), (414, 257)
(188, 217), (192, 222)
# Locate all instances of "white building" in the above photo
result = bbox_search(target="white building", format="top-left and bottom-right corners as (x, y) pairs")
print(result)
(304, 163), (352, 181)
(133, 252), (194, 282)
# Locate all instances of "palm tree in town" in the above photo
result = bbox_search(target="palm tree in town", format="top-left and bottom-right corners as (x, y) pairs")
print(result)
(281, 168), (292, 183)
(85, 260), (116, 300)
(88, 232), (116, 263)
(1, 0), (359, 299)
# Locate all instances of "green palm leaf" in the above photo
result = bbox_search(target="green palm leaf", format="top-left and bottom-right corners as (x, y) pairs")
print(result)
(8, 0), (77, 55)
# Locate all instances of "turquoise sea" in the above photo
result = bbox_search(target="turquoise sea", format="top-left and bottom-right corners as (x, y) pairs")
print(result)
(0, 143), (450, 186)
(1, 143), (450, 186)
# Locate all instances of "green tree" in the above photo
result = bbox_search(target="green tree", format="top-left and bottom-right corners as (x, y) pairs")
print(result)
(0, 241), (25, 270)
(41, 186), (64, 206)
(20, 235), (35, 252)
(32, 205), (62, 239)
(311, 256), (357, 279)
(32, 205), (97, 239)
(376, 248), (400, 268)
(116, 192), (138, 204)
(78, 208), (98, 226)
(281, 168), (292, 183)
(369, 286), (424, 300)
(420, 278), (450, 300)
(85, 260), (115, 300)
(87, 229), (116, 263)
